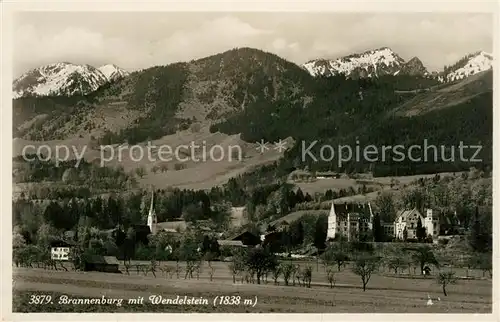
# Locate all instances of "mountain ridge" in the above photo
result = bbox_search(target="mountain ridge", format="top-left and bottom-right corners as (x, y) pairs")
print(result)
(441, 51), (493, 82)
(303, 47), (421, 78)
(12, 46), (492, 178)
(302, 47), (492, 82)
(13, 47), (492, 99)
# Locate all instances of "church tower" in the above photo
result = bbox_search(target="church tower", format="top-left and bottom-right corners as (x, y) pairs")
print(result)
(326, 202), (337, 240)
(147, 189), (157, 235)
(424, 208), (439, 239)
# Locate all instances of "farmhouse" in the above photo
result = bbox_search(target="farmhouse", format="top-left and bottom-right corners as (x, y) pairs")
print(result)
(227, 230), (261, 246)
(49, 239), (75, 261)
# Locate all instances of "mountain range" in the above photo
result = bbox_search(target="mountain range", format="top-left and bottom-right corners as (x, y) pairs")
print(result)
(303, 47), (426, 78)
(12, 47), (493, 99)
(302, 47), (493, 81)
(12, 63), (129, 98)
(12, 46), (493, 177)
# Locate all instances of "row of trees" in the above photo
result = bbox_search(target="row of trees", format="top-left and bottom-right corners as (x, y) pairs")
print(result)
(320, 241), (492, 294)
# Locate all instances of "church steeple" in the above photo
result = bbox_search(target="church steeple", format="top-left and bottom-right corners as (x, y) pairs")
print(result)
(327, 202), (337, 241)
(147, 188), (157, 235)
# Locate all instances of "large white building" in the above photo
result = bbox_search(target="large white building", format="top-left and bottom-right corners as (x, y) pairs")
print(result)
(394, 208), (440, 240)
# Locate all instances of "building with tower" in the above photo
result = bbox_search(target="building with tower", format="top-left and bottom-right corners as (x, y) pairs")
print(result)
(147, 190), (157, 235)
(394, 208), (440, 240)
(327, 201), (441, 242)
(424, 209), (440, 239)
(326, 202), (374, 242)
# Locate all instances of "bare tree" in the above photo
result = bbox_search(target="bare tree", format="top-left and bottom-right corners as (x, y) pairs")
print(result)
(352, 255), (380, 291)
(208, 262), (215, 282)
(272, 265), (281, 285)
(326, 268), (336, 288)
(437, 272), (457, 296)
(280, 263), (294, 286)
(387, 256), (406, 274)
(302, 265), (313, 288)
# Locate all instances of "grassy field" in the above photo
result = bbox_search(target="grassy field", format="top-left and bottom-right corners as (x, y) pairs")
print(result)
(290, 172), (460, 196)
(12, 261), (492, 313)
(12, 123), (462, 195)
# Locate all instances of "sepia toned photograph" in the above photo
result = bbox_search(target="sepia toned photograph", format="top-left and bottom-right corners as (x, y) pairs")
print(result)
(6, 4), (495, 316)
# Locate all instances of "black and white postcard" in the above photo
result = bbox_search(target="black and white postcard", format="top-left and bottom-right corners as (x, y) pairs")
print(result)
(2, 1), (498, 320)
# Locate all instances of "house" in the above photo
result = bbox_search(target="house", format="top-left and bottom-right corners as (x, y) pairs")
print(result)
(49, 239), (75, 261)
(438, 211), (460, 235)
(326, 202), (373, 242)
(394, 208), (422, 240)
(228, 230), (261, 246)
(83, 255), (121, 273)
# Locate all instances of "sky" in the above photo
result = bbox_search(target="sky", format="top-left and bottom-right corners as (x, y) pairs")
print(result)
(13, 12), (493, 77)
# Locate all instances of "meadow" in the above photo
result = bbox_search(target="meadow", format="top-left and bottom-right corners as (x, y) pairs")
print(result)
(13, 260), (492, 313)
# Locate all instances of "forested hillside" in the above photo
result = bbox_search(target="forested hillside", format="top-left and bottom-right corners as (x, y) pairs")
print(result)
(13, 47), (492, 178)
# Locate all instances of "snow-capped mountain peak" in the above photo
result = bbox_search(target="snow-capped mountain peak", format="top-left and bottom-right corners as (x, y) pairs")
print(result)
(13, 62), (129, 99)
(444, 51), (493, 82)
(98, 64), (129, 81)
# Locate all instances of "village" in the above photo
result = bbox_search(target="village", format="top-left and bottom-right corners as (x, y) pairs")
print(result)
(20, 185), (480, 277)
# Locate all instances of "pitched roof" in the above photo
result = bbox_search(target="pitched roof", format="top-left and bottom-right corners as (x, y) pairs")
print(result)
(329, 202), (372, 219)
(103, 256), (121, 265)
(227, 230), (259, 241)
(49, 239), (76, 247)
(84, 255), (120, 265)
(160, 228), (179, 233)
(395, 208), (422, 222)
(156, 221), (187, 231)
